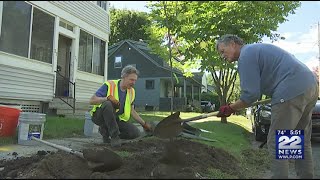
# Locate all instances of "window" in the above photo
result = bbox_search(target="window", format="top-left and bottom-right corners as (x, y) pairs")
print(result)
(30, 8), (54, 63)
(174, 86), (182, 97)
(78, 30), (93, 73)
(59, 20), (74, 31)
(146, 80), (154, 89)
(114, 56), (122, 68)
(78, 30), (105, 75)
(97, 1), (107, 10)
(0, 1), (32, 57)
(194, 86), (200, 99)
(92, 38), (105, 75)
(0, 1), (55, 64)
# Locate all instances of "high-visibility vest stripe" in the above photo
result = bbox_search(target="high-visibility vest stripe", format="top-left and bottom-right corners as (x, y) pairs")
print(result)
(90, 80), (135, 121)
(108, 80), (116, 97)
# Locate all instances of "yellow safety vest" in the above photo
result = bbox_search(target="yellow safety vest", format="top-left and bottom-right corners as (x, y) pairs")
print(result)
(90, 80), (135, 121)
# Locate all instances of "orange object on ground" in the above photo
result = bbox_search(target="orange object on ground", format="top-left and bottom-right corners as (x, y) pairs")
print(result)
(0, 106), (22, 137)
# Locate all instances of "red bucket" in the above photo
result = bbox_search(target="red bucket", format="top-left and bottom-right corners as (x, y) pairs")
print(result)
(0, 106), (22, 137)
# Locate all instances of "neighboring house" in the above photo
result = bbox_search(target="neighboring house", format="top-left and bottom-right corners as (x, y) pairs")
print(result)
(0, 1), (110, 117)
(201, 72), (208, 93)
(108, 39), (204, 111)
(207, 85), (216, 93)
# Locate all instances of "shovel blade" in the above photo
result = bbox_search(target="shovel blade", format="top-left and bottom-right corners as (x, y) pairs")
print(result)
(82, 148), (123, 172)
(153, 111), (184, 139)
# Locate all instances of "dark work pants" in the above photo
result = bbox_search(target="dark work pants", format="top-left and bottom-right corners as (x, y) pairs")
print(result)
(92, 101), (141, 140)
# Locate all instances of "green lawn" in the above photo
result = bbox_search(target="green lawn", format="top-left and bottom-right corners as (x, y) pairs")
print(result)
(191, 115), (253, 157)
(0, 116), (86, 145)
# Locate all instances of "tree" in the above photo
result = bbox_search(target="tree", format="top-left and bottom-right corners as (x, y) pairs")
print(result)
(109, 7), (151, 45)
(148, 1), (301, 123)
(147, 1), (200, 77)
(147, 1), (192, 114)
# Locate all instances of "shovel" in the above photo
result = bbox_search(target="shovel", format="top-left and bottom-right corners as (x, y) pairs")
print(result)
(154, 98), (271, 139)
(153, 111), (218, 139)
(31, 136), (123, 172)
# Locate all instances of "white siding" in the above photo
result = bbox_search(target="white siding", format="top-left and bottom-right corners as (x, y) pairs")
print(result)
(75, 71), (104, 102)
(28, 1), (109, 42)
(0, 1), (110, 105)
(49, 1), (110, 34)
(0, 53), (54, 101)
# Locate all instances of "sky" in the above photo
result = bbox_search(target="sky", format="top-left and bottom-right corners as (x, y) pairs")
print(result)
(109, 1), (320, 70)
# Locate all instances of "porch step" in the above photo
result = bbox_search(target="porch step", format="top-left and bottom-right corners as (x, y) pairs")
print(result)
(50, 98), (91, 109)
(49, 97), (92, 119)
(57, 111), (89, 119)
(49, 98), (90, 109)
(56, 108), (90, 116)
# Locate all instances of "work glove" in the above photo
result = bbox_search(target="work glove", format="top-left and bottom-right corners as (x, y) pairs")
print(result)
(107, 95), (120, 109)
(142, 121), (152, 132)
(217, 104), (235, 117)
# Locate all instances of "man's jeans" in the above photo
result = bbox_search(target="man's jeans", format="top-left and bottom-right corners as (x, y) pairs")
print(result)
(267, 84), (318, 179)
(92, 101), (140, 140)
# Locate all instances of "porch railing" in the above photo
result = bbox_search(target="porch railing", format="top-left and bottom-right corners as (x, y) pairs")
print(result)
(55, 70), (76, 114)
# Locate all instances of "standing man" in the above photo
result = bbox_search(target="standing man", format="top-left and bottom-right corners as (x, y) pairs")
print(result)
(215, 34), (318, 178)
(89, 65), (152, 147)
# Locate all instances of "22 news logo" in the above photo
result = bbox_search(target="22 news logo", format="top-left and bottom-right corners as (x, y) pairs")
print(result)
(276, 130), (304, 160)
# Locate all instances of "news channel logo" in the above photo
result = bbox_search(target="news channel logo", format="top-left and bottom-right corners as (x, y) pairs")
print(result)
(276, 130), (304, 160)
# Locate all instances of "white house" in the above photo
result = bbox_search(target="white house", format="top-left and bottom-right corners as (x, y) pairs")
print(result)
(0, 1), (110, 116)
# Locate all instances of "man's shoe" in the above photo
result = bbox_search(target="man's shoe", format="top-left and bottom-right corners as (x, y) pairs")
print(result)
(110, 136), (122, 147)
(99, 127), (110, 143)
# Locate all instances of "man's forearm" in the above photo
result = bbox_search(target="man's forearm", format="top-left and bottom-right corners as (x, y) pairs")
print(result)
(131, 107), (145, 125)
(90, 95), (108, 105)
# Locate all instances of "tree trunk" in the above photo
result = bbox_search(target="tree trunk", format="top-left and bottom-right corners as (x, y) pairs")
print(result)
(220, 117), (227, 124)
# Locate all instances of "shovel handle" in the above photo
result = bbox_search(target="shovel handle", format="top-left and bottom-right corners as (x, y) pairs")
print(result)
(182, 98), (271, 123)
(31, 136), (84, 159)
(182, 111), (219, 123)
(252, 98), (271, 106)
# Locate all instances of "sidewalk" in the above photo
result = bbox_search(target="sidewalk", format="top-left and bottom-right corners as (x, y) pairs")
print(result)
(0, 136), (103, 161)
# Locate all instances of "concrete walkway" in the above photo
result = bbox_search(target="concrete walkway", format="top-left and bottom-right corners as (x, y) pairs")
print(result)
(0, 136), (103, 161)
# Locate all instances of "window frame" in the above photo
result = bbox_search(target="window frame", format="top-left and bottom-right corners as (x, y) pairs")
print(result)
(0, 1), (32, 58)
(96, 1), (107, 11)
(114, 56), (122, 68)
(30, 7), (55, 64)
(78, 29), (106, 76)
(0, 1), (55, 64)
(59, 19), (74, 32)
(145, 80), (155, 90)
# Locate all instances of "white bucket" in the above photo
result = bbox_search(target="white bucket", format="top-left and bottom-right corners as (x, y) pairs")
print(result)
(84, 112), (100, 137)
(18, 112), (46, 146)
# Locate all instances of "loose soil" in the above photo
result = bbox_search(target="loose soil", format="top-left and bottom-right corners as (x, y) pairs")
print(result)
(0, 137), (247, 179)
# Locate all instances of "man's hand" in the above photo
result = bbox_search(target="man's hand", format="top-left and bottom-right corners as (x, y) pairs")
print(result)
(217, 104), (235, 117)
(142, 121), (152, 132)
(107, 95), (120, 109)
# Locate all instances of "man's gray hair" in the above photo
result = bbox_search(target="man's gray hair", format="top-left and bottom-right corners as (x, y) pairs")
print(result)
(215, 34), (244, 50)
(121, 65), (139, 78)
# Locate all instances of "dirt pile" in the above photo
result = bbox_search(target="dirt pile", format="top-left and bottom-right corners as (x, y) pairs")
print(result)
(0, 138), (243, 179)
